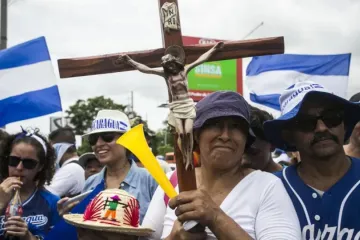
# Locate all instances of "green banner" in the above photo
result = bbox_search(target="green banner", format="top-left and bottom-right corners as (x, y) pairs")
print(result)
(188, 59), (237, 91)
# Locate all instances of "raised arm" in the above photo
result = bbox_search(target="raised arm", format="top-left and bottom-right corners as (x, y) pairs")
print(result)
(117, 55), (164, 77)
(185, 42), (224, 75)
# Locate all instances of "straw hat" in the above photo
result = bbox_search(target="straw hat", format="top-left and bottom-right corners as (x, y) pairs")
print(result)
(63, 189), (153, 237)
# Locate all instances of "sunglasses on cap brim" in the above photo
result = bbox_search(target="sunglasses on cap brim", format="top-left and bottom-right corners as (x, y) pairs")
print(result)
(285, 110), (344, 132)
(88, 132), (121, 146)
(8, 156), (39, 170)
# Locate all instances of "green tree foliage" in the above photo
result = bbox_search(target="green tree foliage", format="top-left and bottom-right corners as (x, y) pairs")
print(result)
(157, 144), (173, 156)
(130, 116), (156, 140)
(66, 96), (154, 155)
(153, 119), (175, 156)
(77, 138), (92, 155)
(66, 96), (126, 135)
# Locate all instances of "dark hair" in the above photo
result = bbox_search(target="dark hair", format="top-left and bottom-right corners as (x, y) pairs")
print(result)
(0, 130), (9, 181)
(0, 129), (9, 152)
(0, 129), (8, 141)
(65, 145), (77, 155)
(349, 92), (360, 103)
(84, 157), (99, 167)
(249, 106), (274, 141)
(0, 130), (56, 188)
(48, 127), (76, 145)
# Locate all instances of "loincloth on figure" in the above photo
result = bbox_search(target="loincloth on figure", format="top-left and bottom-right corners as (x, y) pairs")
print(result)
(168, 98), (196, 128)
(172, 93), (190, 101)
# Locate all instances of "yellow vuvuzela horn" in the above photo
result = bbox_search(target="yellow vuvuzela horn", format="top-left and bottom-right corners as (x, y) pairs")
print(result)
(116, 124), (177, 199)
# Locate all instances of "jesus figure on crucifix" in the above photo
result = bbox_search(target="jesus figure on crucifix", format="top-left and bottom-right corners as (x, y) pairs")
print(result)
(117, 41), (224, 170)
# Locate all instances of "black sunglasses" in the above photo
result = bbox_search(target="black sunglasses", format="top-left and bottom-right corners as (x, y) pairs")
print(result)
(88, 132), (119, 146)
(8, 156), (39, 170)
(287, 110), (344, 132)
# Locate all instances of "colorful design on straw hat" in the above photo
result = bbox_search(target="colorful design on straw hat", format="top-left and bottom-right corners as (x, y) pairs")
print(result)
(110, 195), (121, 201)
(63, 189), (153, 236)
(83, 110), (131, 137)
(101, 194), (126, 222)
(264, 81), (360, 151)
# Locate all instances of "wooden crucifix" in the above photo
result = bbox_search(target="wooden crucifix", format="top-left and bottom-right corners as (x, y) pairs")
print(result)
(57, 0), (285, 193)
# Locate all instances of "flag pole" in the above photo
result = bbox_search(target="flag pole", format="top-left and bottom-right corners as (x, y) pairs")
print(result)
(0, 0), (8, 130)
(0, 0), (7, 50)
(61, 112), (65, 127)
(242, 21), (264, 40)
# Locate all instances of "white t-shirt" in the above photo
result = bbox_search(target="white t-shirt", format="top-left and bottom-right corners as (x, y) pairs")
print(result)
(161, 170), (301, 240)
(141, 171), (175, 240)
(45, 157), (85, 197)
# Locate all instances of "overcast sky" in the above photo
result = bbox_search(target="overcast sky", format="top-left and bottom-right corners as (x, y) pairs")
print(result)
(4, 0), (360, 134)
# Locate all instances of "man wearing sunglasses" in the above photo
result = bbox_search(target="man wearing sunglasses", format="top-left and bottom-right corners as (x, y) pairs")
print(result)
(264, 81), (360, 239)
(0, 129), (9, 181)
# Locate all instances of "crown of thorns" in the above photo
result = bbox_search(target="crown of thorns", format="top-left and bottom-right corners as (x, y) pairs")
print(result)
(161, 45), (185, 65)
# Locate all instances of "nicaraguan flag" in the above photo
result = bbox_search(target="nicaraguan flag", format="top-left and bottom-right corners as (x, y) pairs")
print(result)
(246, 53), (351, 110)
(0, 36), (62, 126)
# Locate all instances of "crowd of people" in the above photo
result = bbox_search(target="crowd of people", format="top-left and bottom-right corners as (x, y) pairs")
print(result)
(0, 81), (360, 239)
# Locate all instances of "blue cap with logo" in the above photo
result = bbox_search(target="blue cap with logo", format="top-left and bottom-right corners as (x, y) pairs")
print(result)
(264, 81), (360, 151)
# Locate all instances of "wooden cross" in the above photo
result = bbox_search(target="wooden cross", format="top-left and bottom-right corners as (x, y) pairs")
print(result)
(57, 0), (284, 193)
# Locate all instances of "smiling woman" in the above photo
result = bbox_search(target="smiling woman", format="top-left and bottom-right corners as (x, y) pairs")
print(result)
(46, 110), (158, 240)
(161, 91), (302, 240)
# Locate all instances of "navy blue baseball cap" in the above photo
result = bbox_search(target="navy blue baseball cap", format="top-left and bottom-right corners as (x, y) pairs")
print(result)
(264, 81), (360, 151)
(194, 91), (256, 146)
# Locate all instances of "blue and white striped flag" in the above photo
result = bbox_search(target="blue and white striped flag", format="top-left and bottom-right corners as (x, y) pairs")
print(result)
(0, 36), (62, 126)
(246, 53), (351, 110)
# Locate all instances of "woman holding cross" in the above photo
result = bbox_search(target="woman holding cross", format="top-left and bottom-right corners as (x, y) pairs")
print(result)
(160, 91), (301, 240)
